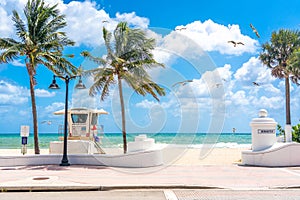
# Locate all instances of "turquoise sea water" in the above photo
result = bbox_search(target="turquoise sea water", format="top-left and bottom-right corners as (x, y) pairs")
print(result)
(0, 132), (252, 149)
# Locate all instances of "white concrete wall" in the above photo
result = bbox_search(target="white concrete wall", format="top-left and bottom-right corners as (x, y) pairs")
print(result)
(0, 149), (163, 168)
(49, 141), (96, 154)
(242, 142), (300, 167)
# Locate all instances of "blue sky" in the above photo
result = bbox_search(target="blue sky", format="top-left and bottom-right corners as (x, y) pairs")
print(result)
(1, 0), (300, 134)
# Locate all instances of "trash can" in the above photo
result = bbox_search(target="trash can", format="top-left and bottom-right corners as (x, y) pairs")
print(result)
(250, 109), (277, 151)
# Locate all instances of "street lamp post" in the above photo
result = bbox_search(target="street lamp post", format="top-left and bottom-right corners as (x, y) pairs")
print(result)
(49, 75), (86, 166)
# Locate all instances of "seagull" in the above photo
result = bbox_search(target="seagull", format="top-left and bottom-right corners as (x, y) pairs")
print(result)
(102, 20), (109, 23)
(228, 40), (244, 47)
(252, 81), (260, 86)
(250, 23), (260, 38)
(172, 80), (193, 87)
(175, 27), (187, 31)
(215, 83), (222, 88)
(41, 120), (52, 125)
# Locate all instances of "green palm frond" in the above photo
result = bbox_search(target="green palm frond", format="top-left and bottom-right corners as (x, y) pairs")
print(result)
(288, 49), (300, 84)
(12, 11), (27, 41)
(89, 68), (115, 99)
(81, 51), (107, 66)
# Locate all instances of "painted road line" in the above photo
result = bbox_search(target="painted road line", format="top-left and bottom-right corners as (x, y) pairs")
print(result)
(164, 189), (178, 200)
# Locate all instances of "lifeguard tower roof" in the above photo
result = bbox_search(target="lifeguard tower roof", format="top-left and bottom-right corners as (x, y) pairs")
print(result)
(53, 107), (109, 115)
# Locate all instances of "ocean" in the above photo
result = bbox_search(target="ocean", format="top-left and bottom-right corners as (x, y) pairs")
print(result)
(0, 132), (252, 149)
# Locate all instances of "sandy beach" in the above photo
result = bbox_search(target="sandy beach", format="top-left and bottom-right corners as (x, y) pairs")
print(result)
(0, 147), (248, 166)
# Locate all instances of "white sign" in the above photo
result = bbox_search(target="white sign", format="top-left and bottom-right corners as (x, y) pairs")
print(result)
(20, 125), (30, 137)
(257, 129), (275, 134)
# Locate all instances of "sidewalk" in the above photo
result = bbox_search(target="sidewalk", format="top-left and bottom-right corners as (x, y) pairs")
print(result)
(1, 163), (300, 191)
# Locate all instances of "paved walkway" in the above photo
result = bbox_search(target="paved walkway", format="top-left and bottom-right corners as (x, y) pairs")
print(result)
(1, 164), (300, 191)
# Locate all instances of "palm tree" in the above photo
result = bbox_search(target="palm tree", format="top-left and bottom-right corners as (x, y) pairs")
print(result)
(82, 22), (165, 153)
(288, 48), (300, 83)
(259, 29), (300, 141)
(0, 0), (76, 154)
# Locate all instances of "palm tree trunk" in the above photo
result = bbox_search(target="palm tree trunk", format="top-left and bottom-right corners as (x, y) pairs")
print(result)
(285, 77), (292, 142)
(117, 75), (127, 153)
(27, 63), (40, 154)
(285, 77), (291, 125)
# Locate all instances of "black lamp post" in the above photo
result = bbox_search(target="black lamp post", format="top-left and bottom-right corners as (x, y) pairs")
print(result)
(49, 75), (86, 166)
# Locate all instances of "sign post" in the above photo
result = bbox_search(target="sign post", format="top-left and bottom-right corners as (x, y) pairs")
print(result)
(20, 125), (29, 155)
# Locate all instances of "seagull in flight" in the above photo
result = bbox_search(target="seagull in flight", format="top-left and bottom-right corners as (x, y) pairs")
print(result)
(175, 27), (187, 31)
(252, 81), (260, 86)
(102, 20), (109, 23)
(250, 23), (260, 38)
(41, 120), (52, 125)
(215, 83), (222, 88)
(228, 40), (244, 47)
(172, 80), (193, 87)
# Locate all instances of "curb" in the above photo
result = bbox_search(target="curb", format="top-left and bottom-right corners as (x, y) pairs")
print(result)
(0, 185), (223, 192)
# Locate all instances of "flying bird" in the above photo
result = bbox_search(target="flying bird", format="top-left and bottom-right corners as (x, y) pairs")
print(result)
(175, 27), (187, 31)
(172, 80), (193, 87)
(228, 40), (244, 47)
(215, 83), (222, 88)
(41, 120), (52, 125)
(102, 20), (109, 23)
(250, 23), (260, 38)
(252, 81), (260, 86)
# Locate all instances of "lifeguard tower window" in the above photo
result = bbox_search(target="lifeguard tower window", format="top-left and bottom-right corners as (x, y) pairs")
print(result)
(91, 113), (98, 125)
(71, 114), (88, 123)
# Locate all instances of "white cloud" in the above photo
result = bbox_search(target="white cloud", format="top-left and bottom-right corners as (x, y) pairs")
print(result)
(234, 57), (275, 85)
(175, 19), (259, 55)
(0, 7), (14, 37)
(115, 12), (149, 29)
(0, 0), (149, 47)
(136, 99), (160, 109)
(60, 1), (110, 47)
(35, 89), (55, 97)
(10, 59), (25, 67)
(231, 90), (250, 106)
(0, 80), (28, 104)
(137, 98), (177, 108)
(44, 102), (64, 113)
(254, 96), (284, 110)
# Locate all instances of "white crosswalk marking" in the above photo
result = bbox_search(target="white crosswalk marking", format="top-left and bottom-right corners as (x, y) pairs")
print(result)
(164, 190), (178, 200)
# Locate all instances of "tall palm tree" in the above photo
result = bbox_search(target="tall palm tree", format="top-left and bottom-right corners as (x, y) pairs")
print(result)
(259, 29), (300, 140)
(0, 0), (76, 154)
(82, 22), (165, 153)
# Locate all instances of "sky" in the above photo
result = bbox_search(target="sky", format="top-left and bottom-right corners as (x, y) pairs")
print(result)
(1, 0), (300, 134)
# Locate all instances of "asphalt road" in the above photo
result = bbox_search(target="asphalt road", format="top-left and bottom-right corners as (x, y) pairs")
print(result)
(1, 189), (300, 200)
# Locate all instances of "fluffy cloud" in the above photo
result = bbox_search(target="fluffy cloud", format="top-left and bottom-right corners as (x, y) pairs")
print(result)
(44, 102), (65, 114)
(0, 80), (28, 104)
(234, 57), (275, 86)
(35, 89), (55, 97)
(115, 12), (149, 29)
(175, 20), (259, 55)
(0, 0), (149, 47)
(10, 59), (25, 67)
(0, 80), (56, 106)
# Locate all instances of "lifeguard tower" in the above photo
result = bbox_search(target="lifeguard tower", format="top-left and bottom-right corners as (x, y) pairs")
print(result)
(49, 107), (108, 154)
